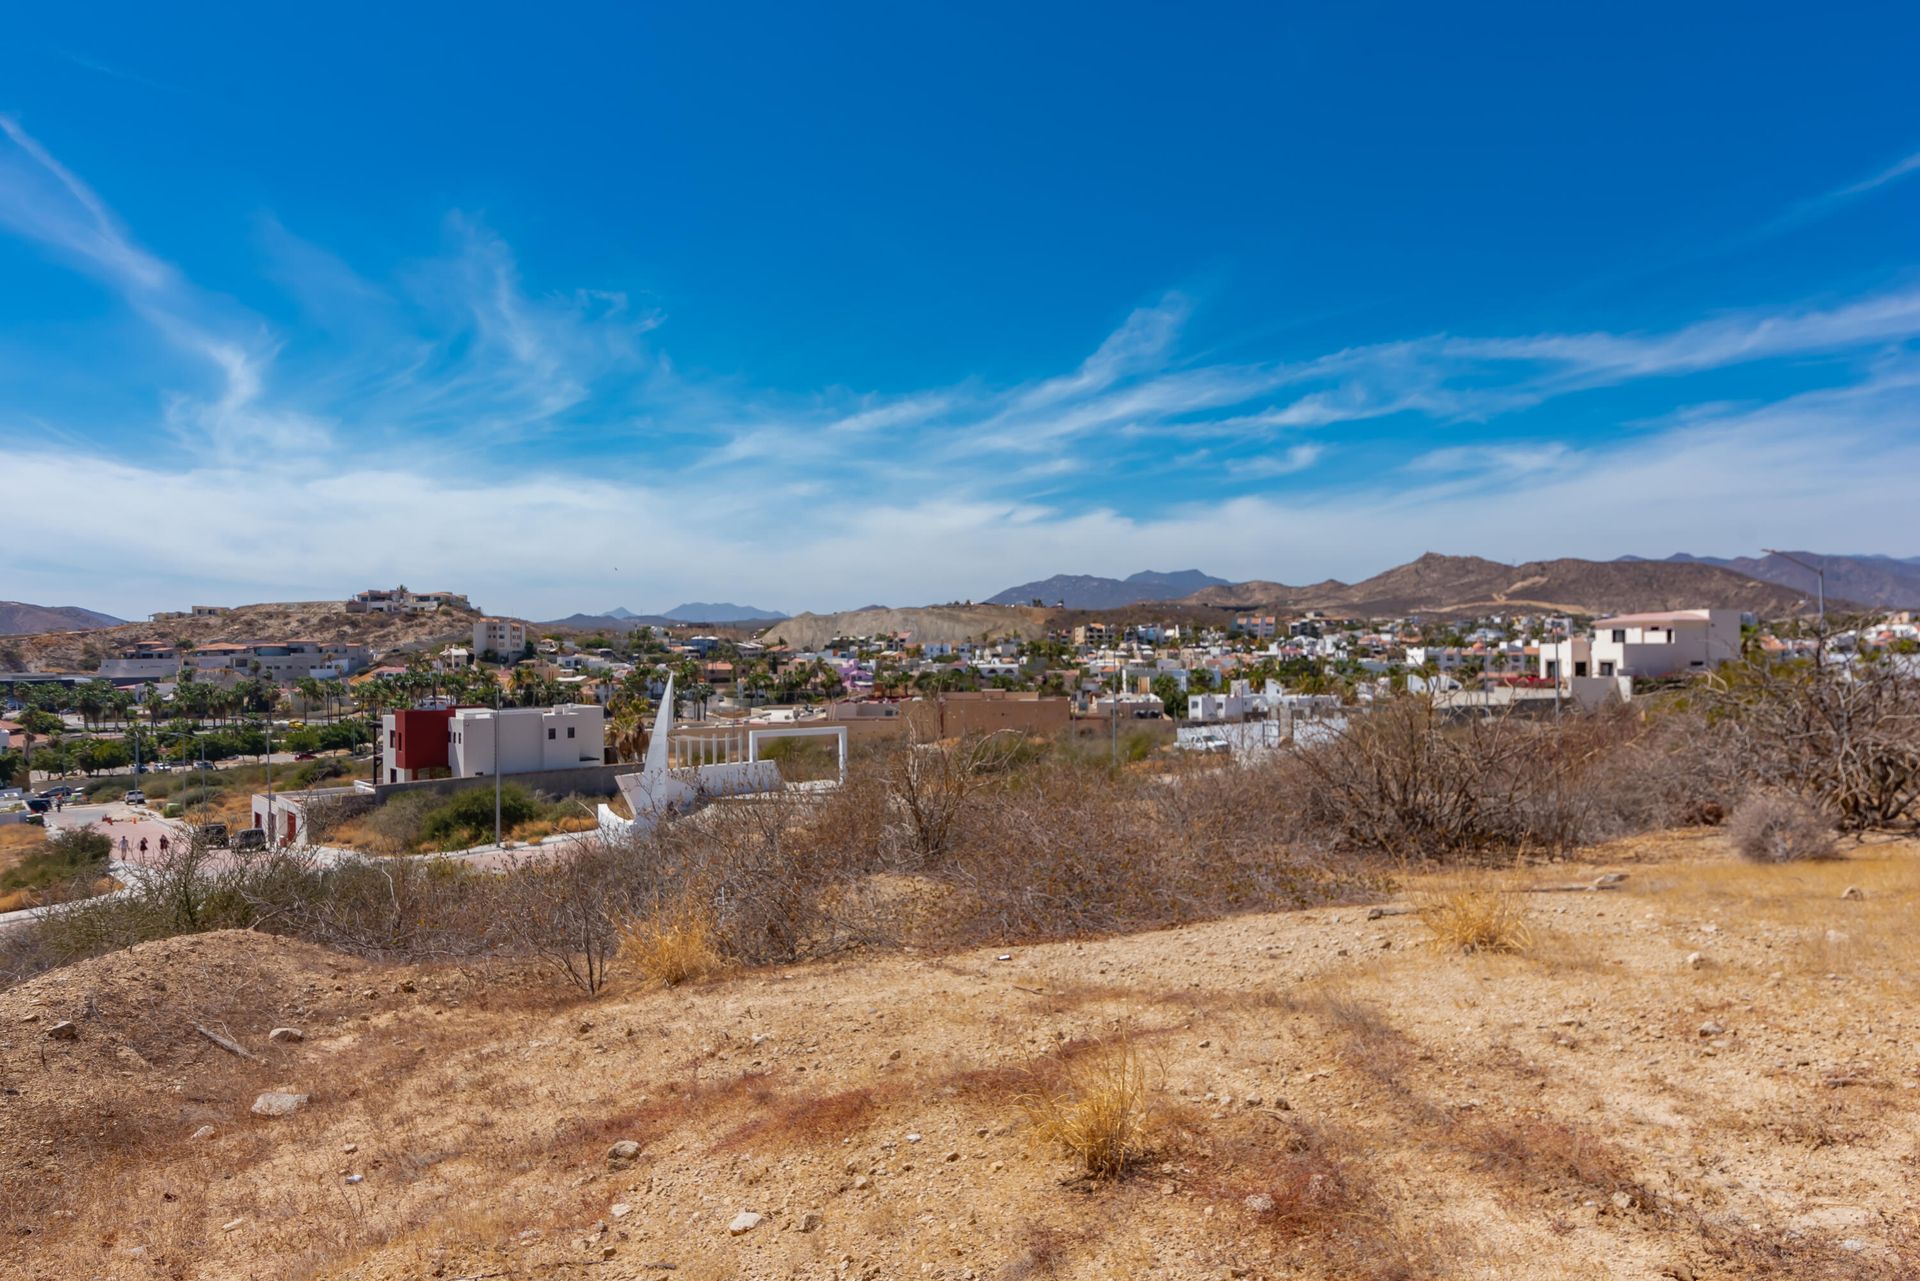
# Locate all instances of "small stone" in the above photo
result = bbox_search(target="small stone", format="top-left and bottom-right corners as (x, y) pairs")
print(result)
(798, 1211), (824, 1233)
(46, 1021), (78, 1042)
(190, 1125), (216, 1141)
(944, 1151), (960, 1163)
(1841, 886), (1865, 901)
(905, 1132), (922, 1143)
(221, 1218), (243, 1232)
(1697, 1021), (1725, 1038)
(1197, 1039), (1211, 1048)
(361, 988), (378, 1000)
(341, 1143), (357, 1154)
(1244, 1194), (1276, 1214)
(611, 1203), (632, 1219)
(601, 1244), (617, 1260)
(344, 1174), (364, 1185)
(727, 1211), (764, 1235)
(997, 954), (1012, 961)
(268, 1027), (304, 1044)
(1593, 872), (1628, 888)
(852, 1175), (871, 1190)
(1611, 1191), (1633, 1210)
(250, 1091), (309, 1117)
(607, 1139), (642, 1165)
(1365, 906), (1385, 920)
(1686, 952), (1706, 970)
(1840, 1239), (1867, 1252)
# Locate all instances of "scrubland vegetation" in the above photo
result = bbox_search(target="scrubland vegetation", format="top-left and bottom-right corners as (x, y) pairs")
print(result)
(1, 652), (1915, 1279)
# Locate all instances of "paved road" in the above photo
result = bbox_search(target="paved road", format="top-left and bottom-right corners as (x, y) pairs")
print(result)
(46, 801), (190, 870)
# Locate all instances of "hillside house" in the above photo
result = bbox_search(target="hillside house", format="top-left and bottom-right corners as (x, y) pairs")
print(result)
(1539, 609), (1743, 680)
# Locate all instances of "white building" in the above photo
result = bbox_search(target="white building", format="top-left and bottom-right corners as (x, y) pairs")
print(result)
(474, 617), (528, 659)
(446, 704), (606, 777)
(348, 587), (469, 614)
(1539, 609), (1744, 680)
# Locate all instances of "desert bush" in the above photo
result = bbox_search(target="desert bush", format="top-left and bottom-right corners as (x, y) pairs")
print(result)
(495, 841), (625, 994)
(1018, 1036), (1158, 1179)
(1727, 791), (1837, 863)
(0, 828), (112, 896)
(1418, 887), (1534, 953)
(1701, 650), (1920, 830)
(419, 784), (543, 849)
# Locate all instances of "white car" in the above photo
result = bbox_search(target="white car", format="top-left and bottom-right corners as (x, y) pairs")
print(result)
(123, 789), (147, 806)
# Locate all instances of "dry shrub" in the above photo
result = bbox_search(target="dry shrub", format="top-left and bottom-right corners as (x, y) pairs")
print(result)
(1418, 886), (1534, 953)
(1284, 697), (1686, 862)
(1727, 791), (1838, 863)
(1701, 649), (1920, 831)
(619, 894), (724, 986)
(1459, 1116), (1643, 1203)
(1017, 1036), (1159, 1179)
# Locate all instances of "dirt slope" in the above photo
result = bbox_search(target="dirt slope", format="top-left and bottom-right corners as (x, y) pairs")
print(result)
(759, 605), (1051, 649)
(2, 833), (1915, 1280)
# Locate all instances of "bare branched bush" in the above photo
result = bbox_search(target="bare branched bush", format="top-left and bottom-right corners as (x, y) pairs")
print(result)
(1701, 649), (1920, 831)
(882, 730), (1031, 863)
(1727, 792), (1837, 863)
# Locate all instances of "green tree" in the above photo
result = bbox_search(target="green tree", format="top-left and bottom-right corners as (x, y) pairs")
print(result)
(1150, 674), (1188, 720)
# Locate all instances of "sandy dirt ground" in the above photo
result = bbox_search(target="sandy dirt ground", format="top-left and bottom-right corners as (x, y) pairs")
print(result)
(0, 827), (1914, 1280)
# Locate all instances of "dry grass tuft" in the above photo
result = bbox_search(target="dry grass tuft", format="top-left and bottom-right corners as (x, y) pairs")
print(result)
(618, 895), (725, 986)
(1017, 1036), (1158, 1179)
(1418, 886), (1534, 954)
(1458, 1116), (1645, 1204)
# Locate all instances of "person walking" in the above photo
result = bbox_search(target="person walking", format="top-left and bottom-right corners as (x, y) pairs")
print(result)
(158, 834), (170, 856)
(138, 837), (148, 857)
(119, 834), (130, 856)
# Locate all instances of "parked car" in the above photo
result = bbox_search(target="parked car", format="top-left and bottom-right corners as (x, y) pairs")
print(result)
(231, 828), (267, 851)
(25, 797), (51, 814)
(36, 785), (76, 800)
(123, 789), (147, 806)
(194, 822), (230, 848)
(294, 751), (317, 761)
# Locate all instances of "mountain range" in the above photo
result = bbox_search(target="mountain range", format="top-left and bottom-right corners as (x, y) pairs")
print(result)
(0, 602), (125, 636)
(1621, 553), (1920, 609)
(986, 553), (1889, 619)
(985, 569), (1229, 609)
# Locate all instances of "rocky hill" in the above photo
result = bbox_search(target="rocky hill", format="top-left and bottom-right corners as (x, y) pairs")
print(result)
(0, 602), (125, 636)
(1649, 552), (1920, 610)
(0, 600), (485, 673)
(986, 569), (1228, 609)
(1181, 553), (1836, 619)
(759, 604), (1051, 649)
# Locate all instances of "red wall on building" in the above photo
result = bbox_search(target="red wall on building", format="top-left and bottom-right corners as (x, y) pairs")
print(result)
(391, 708), (453, 772)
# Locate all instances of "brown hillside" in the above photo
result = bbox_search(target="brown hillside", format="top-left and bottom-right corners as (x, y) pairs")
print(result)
(0, 600), (487, 673)
(759, 604), (1052, 649)
(1183, 553), (1837, 619)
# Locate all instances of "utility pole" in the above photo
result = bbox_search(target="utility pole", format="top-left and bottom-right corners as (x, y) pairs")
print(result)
(493, 680), (503, 848)
(1763, 549), (1825, 629)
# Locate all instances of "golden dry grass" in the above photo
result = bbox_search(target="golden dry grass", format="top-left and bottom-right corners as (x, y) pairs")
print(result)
(1418, 885), (1535, 954)
(1017, 1035), (1158, 1179)
(618, 895), (725, 986)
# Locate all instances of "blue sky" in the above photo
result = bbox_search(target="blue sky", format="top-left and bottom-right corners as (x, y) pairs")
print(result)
(3, 3), (1918, 619)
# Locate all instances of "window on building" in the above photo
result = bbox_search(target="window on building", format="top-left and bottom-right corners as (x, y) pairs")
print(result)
(547, 727), (556, 740)
(567, 726), (576, 738)
(1611, 629), (1627, 643)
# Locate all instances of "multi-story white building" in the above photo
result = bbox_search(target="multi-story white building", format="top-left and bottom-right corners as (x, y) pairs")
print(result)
(381, 703), (607, 783)
(189, 640), (370, 684)
(473, 617), (528, 659)
(1539, 609), (1744, 680)
(446, 704), (605, 777)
